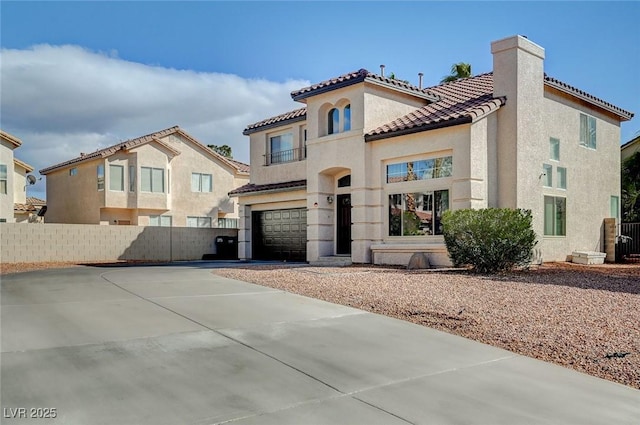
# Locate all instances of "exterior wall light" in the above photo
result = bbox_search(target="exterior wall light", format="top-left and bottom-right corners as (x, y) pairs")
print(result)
(327, 196), (334, 204)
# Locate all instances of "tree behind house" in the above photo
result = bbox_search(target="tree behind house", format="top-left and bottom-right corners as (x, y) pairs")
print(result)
(440, 63), (472, 83)
(208, 144), (233, 158)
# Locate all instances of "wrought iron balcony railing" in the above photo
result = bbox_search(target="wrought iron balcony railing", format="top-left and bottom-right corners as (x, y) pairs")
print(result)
(264, 147), (306, 166)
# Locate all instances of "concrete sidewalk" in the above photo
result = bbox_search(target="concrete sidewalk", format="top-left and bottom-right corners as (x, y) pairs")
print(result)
(2, 264), (639, 424)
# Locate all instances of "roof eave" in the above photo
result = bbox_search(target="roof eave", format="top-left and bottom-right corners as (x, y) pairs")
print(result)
(544, 80), (634, 121)
(365, 116), (472, 142)
(291, 75), (367, 102)
(229, 182), (307, 197)
(243, 114), (307, 135)
(365, 77), (440, 102)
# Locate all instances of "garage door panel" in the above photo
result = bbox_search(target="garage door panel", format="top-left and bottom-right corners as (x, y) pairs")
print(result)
(252, 208), (307, 261)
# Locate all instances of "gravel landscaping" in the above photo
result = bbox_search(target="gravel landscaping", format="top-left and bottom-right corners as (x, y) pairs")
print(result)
(213, 262), (640, 390)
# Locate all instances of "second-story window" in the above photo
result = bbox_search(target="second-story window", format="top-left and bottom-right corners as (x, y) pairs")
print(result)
(328, 108), (339, 135)
(579, 113), (596, 149)
(191, 173), (212, 192)
(269, 133), (294, 164)
(97, 165), (105, 191)
(344, 104), (351, 131)
(0, 164), (7, 194)
(109, 165), (124, 191)
(141, 167), (164, 193)
(129, 165), (136, 192)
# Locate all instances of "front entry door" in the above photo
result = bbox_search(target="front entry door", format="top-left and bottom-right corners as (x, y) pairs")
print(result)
(336, 194), (351, 255)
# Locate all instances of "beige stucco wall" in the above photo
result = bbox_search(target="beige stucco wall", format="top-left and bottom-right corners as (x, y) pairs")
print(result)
(45, 158), (104, 224)
(0, 223), (236, 263)
(13, 162), (29, 205)
(537, 90), (621, 261)
(0, 139), (16, 222)
(44, 133), (248, 227)
(248, 123), (307, 185)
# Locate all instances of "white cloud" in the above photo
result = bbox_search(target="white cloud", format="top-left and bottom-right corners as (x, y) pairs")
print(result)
(1, 44), (309, 199)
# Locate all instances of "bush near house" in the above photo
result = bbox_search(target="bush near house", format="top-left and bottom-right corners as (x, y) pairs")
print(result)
(442, 208), (537, 273)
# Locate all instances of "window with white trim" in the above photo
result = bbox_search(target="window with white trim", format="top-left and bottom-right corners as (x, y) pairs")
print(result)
(191, 173), (212, 192)
(97, 165), (105, 191)
(0, 164), (7, 194)
(544, 196), (566, 236)
(187, 216), (212, 228)
(579, 113), (596, 149)
(557, 167), (567, 190)
(550, 137), (560, 161)
(542, 164), (553, 187)
(149, 215), (171, 226)
(141, 167), (164, 193)
(129, 165), (136, 192)
(109, 165), (124, 191)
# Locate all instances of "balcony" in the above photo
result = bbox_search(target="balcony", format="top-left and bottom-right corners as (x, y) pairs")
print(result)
(264, 147), (306, 166)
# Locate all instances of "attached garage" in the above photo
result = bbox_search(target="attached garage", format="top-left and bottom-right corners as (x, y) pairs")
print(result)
(252, 208), (307, 261)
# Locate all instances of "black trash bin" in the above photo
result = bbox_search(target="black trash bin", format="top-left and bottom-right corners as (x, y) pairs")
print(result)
(215, 236), (238, 260)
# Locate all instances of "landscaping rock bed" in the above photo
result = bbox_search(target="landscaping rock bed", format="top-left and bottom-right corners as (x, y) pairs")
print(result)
(213, 262), (640, 389)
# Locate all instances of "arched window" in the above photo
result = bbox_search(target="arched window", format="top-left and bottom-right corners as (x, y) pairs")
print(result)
(343, 104), (351, 131)
(328, 108), (339, 135)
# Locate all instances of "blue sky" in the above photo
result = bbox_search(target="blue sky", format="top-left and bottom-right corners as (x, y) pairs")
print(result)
(1, 1), (639, 199)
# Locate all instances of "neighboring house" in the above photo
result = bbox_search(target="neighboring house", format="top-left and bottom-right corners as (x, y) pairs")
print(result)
(40, 126), (250, 227)
(1, 130), (38, 223)
(14, 196), (47, 223)
(230, 35), (633, 265)
(621, 134), (640, 162)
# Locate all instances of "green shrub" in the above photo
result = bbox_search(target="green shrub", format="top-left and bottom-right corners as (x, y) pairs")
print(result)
(442, 208), (537, 273)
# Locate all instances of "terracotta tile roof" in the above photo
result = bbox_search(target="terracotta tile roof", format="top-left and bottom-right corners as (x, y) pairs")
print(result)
(229, 179), (307, 196)
(14, 158), (34, 173)
(366, 73), (504, 141)
(0, 130), (22, 148)
(544, 75), (634, 120)
(227, 158), (251, 174)
(14, 203), (37, 212)
(40, 126), (182, 174)
(40, 126), (250, 176)
(243, 107), (307, 135)
(290, 69), (439, 102)
(27, 197), (46, 206)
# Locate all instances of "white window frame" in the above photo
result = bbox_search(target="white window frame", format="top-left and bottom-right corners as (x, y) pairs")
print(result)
(557, 167), (567, 190)
(97, 164), (105, 191)
(544, 196), (566, 237)
(187, 216), (212, 228)
(191, 173), (212, 193)
(149, 215), (172, 227)
(549, 137), (560, 161)
(0, 164), (7, 194)
(129, 165), (136, 192)
(140, 167), (165, 193)
(542, 164), (553, 187)
(109, 164), (124, 191)
(579, 113), (597, 149)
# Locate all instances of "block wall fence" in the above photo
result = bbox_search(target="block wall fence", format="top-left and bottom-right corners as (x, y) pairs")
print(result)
(0, 223), (237, 263)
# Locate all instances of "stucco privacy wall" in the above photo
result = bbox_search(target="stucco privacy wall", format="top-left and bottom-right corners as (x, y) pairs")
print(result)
(0, 223), (237, 263)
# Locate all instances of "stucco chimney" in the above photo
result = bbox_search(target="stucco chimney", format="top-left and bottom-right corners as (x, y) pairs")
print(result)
(490, 35), (546, 209)
(380, 64), (385, 77)
(491, 35), (545, 100)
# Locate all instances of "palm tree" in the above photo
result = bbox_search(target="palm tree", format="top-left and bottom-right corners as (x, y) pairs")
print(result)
(440, 63), (472, 83)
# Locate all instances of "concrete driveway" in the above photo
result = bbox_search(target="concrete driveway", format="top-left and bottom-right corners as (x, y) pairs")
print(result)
(2, 263), (639, 424)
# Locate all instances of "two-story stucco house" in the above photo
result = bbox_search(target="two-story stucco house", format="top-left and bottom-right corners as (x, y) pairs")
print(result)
(41, 126), (250, 227)
(0, 130), (42, 223)
(230, 35), (634, 265)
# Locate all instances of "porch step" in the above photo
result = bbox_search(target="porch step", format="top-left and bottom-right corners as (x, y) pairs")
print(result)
(309, 256), (353, 267)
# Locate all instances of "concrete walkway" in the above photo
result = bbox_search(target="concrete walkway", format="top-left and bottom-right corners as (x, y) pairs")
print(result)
(1, 263), (638, 424)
